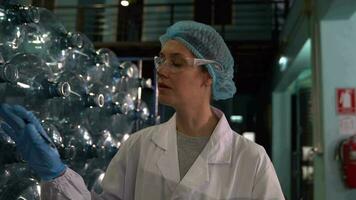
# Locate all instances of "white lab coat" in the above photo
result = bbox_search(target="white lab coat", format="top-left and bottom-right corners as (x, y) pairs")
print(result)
(41, 108), (285, 200)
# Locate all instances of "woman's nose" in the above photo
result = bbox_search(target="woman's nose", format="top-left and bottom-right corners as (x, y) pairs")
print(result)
(157, 65), (169, 78)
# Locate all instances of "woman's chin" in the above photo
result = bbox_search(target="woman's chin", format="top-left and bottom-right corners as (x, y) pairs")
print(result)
(158, 95), (174, 107)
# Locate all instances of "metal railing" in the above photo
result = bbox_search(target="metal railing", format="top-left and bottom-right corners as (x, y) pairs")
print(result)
(51, 0), (287, 42)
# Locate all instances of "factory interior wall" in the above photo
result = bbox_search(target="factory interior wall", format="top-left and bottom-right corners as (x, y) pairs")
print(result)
(318, 11), (356, 200)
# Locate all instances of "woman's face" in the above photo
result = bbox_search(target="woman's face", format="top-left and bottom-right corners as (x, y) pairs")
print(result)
(157, 40), (212, 108)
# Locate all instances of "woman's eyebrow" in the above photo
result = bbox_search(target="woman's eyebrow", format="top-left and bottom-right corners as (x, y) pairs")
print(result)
(170, 53), (187, 60)
(170, 53), (183, 57)
(159, 51), (185, 58)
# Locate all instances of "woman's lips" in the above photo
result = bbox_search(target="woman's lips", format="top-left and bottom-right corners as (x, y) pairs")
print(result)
(158, 83), (171, 89)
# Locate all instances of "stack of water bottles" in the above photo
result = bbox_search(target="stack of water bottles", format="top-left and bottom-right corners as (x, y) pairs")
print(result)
(0, 1), (154, 199)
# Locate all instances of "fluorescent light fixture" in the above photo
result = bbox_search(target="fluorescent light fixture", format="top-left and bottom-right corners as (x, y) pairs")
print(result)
(230, 115), (243, 123)
(278, 56), (288, 71)
(242, 132), (255, 142)
(121, 0), (129, 6)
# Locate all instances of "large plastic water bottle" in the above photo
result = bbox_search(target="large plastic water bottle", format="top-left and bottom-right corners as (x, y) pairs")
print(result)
(119, 61), (139, 78)
(110, 92), (135, 115)
(59, 71), (105, 108)
(0, 6), (41, 59)
(17, 23), (50, 58)
(94, 130), (119, 161)
(2, 5), (40, 25)
(1, 53), (70, 98)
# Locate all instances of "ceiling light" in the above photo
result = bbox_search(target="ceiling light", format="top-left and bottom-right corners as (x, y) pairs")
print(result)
(230, 115), (243, 123)
(121, 0), (129, 6)
(278, 56), (288, 71)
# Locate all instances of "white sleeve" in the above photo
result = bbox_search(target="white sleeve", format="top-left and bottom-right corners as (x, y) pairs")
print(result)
(40, 168), (125, 200)
(252, 147), (285, 200)
(40, 135), (137, 200)
(40, 168), (92, 200)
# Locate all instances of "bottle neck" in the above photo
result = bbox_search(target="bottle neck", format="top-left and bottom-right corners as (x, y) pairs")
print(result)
(85, 93), (105, 108)
(111, 102), (124, 115)
(45, 81), (71, 98)
(0, 64), (19, 83)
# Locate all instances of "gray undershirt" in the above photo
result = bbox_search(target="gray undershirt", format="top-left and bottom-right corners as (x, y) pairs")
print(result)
(176, 131), (210, 180)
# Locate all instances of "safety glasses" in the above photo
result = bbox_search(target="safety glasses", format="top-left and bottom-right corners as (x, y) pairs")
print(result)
(154, 56), (222, 73)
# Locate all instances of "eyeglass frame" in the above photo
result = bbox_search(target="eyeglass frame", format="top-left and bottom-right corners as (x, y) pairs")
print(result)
(154, 56), (223, 73)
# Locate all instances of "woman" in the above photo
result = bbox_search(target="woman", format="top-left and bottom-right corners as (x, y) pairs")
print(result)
(0, 21), (284, 199)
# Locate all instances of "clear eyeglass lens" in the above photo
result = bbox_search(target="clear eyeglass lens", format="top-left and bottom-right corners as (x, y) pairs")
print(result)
(157, 57), (164, 66)
(155, 56), (222, 72)
(154, 56), (168, 71)
(154, 56), (163, 67)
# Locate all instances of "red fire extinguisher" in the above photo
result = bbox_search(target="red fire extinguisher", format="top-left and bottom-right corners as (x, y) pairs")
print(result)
(340, 135), (356, 188)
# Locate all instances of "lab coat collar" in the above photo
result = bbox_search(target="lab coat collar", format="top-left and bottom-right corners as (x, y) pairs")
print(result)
(202, 107), (233, 164)
(154, 113), (180, 191)
(152, 107), (233, 193)
(151, 107), (233, 164)
(152, 112), (177, 151)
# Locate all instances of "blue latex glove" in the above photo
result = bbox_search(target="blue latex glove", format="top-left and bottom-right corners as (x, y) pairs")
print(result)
(0, 104), (66, 181)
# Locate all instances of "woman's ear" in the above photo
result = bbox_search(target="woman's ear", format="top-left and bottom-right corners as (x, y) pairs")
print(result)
(200, 67), (213, 87)
(205, 75), (213, 87)
(202, 72), (213, 87)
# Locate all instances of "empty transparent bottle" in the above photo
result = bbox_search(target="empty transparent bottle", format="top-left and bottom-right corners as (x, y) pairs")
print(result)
(110, 115), (135, 138)
(61, 38), (94, 74)
(0, 53), (12, 102)
(82, 158), (106, 193)
(79, 83), (114, 134)
(133, 100), (150, 122)
(129, 100), (152, 132)
(1, 53), (70, 99)
(36, 97), (68, 121)
(0, 163), (40, 200)
(58, 72), (105, 111)
(0, 176), (40, 200)
(2, 5), (40, 25)
(110, 92), (135, 115)
(41, 119), (64, 150)
(117, 77), (152, 100)
(83, 90), (135, 134)
(1, 0), (33, 8)
(0, 53), (4, 64)
(94, 130), (119, 161)
(0, 58), (19, 84)
(37, 7), (65, 32)
(47, 31), (83, 68)
(114, 62), (144, 100)
(118, 61), (139, 78)
(17, 22), (50, 58)
(0, 10), (23, 61)
(0, 131), (18, 165)
(60, 123), (96, 175)
(96, 48), (119, 68)
(61, 124), (94, 161)
(62, 50), (108, 86)
(0, 5), (41, 59)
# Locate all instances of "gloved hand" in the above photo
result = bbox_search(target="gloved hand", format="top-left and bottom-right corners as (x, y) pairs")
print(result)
(0, 104), (66, 181)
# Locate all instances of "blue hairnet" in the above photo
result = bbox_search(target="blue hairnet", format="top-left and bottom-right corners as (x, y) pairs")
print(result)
(159, 20), (236, 100)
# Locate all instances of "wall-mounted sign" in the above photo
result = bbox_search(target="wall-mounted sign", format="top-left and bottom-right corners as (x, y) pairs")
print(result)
(339, 116), (356, 135)
(337, 88), (356, 115)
